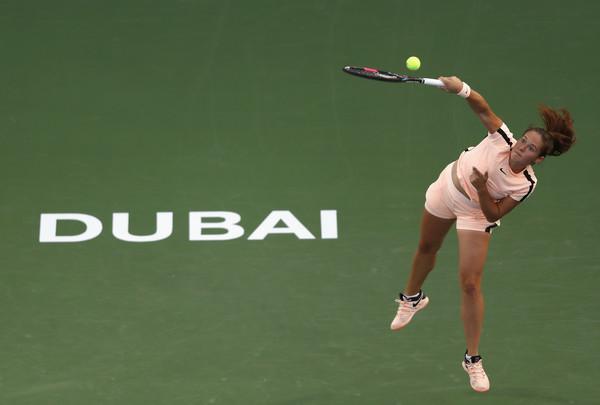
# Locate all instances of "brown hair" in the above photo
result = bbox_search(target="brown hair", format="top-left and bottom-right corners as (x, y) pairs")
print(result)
(527, 104), (576, 157)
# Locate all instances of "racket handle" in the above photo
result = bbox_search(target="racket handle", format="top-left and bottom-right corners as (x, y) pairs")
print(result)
(423, 78), (445, 87)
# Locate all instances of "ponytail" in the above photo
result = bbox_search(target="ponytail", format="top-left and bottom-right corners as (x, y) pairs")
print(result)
(532, 104), (577, 157)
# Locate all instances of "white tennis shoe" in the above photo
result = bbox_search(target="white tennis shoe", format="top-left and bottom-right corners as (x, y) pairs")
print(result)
(462, 355), (490, 392)
(390, 291), (429, 330)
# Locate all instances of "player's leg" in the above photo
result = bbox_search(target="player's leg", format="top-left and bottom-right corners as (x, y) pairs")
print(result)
(390, 208), (455, 330)
(457, 229), (489, 354)
(405, 208), (456, 295)
(457, 228), (491, 392)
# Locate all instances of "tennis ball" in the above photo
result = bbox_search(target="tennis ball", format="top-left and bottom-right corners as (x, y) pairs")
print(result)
(406, 56), (421, 71)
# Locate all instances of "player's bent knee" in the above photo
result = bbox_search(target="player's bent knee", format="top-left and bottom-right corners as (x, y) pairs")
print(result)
(416, 240), (442, 255)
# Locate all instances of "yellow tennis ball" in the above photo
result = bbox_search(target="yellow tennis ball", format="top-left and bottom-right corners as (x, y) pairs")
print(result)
(406, 56), (421, 71)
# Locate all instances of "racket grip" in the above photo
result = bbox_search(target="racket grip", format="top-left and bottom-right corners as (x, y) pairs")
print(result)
(423, 78), (445, 87)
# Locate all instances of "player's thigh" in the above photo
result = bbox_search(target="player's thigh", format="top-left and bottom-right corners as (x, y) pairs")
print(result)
(418, 208), (456, 253)
(457, 229), (491, 287)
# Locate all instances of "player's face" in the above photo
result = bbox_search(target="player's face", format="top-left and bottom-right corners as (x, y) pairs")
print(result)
(511, 131), (545, 166)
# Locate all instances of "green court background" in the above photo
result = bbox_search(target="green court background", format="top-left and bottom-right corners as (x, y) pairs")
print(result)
(1, 1), (599, 404)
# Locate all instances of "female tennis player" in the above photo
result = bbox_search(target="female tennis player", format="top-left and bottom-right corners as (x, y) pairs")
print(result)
(390, 76), (576, 392)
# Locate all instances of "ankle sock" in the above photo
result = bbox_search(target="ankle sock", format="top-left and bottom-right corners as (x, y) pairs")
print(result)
(465, 354), (482, 363)
(404, 291), (421, 300)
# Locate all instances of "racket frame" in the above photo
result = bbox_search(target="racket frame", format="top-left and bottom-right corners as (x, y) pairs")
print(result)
(343, 66), (444, 87)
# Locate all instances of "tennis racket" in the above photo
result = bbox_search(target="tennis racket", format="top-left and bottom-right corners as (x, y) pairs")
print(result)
(343, 66), (444, 87)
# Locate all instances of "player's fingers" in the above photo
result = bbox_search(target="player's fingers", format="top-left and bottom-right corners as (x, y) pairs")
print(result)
(438, 78), (449, 92)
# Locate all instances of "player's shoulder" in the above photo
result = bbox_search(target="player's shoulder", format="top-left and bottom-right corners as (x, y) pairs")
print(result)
(487, 122), (516, 147)
(516, 165), (537, 202)
(522, 165), (537, 183)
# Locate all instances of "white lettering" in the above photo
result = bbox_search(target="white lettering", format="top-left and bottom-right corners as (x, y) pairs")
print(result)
(112, 212), (173, 242)
(39, 210), (338, 243)
(320, 210), (338, 239)
(39, 213), (103, 243)
(247, 210), (315, 240)
(189, 211), (244, 241)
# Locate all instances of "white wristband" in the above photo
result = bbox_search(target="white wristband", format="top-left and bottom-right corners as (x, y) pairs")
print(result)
(457, 82), (471, 98)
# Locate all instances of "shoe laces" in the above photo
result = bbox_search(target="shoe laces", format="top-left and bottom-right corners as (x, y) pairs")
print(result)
(468, 359), (486, 377)
(394, 296), (415, 315)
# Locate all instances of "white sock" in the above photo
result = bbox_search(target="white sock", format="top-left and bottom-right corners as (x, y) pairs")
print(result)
(404, 292), (421, 300)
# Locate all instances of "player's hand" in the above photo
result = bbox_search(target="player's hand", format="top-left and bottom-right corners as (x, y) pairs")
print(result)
(470, 166), (489, 192)
(438, 76), (464, 93)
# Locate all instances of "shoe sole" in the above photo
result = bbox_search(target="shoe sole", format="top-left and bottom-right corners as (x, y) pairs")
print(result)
(462, 361), (489, 392)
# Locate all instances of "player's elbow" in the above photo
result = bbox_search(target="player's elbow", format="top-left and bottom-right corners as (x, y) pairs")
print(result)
(481, 206), (502, 222)
(484, 214), (500, 223)
(483, 211), (501, 223)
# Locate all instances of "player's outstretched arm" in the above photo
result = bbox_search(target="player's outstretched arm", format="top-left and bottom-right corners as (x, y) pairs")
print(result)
(439, 76), (503, 134)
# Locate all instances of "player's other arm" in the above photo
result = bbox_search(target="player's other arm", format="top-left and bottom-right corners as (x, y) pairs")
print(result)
(470, 167), (520, 222)
(439, 76), (503, 134)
